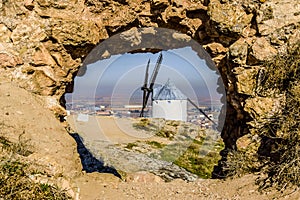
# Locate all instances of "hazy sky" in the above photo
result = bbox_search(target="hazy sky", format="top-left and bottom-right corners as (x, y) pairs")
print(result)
(68, 47), (224, 105)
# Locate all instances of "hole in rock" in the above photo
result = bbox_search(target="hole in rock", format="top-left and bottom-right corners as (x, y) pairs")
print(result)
(65, 46), (225, 181)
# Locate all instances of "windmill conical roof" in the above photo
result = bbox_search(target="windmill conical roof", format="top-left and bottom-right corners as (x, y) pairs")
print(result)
(153, 79), (187, 100)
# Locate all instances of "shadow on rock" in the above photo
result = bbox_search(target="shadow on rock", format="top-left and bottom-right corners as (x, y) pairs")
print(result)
(70, 133), (121, 179)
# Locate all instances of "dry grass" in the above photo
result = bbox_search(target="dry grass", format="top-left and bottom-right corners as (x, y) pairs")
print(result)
(155, 136), (224, 179)
(0, 124), (71, 199)
(173, 139), (224, 178)
(133, 118), (224, 178)
(222, 150), (261, 178)
(223, 43), (300, 191)
(255, 43), (300, 190)
(0, 159), (71, 199)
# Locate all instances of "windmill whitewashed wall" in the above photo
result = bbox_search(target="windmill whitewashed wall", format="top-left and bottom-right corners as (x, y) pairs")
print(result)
(152, 80), (187, 122)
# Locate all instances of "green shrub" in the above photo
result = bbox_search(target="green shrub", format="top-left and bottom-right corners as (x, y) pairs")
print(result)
(155, 128), (176, 138)
(146, 141), (166, 149)
(125, 142), (138, 149)
(133, 118), (155, 132)
(173, 138), (224, 178)
(157, 138), (224, 178)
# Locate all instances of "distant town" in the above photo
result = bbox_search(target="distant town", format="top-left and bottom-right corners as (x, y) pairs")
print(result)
(65, 95), (222, 129)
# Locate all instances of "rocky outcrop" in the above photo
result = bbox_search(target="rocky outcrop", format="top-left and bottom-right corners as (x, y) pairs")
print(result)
(0, 80), (82, 198)
(83, 140), (199, 182)
(0, 0), (299, 177)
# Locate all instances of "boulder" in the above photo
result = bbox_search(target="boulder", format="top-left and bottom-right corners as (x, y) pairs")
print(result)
(248, 37), (277, 64)
(233, 66), (259, 96)
(229, 38), (249, 65)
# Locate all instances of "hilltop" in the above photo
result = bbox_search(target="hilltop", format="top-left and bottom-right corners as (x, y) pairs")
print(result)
(0, 79), (299, 199)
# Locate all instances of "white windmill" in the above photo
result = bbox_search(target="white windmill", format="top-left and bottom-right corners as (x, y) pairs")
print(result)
(152, 79), (187, 121)
(139, 52), (216, 125)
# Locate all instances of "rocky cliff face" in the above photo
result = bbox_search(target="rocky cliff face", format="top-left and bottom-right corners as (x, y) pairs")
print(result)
(1, 0), (299, 176)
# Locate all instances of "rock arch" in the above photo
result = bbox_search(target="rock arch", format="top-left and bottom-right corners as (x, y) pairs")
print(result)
(1, 0), (299, 176)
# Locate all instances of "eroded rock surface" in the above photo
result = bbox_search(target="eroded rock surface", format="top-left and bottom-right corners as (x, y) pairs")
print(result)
(0, 80), (81, 198)
(0, 0), (300, 177)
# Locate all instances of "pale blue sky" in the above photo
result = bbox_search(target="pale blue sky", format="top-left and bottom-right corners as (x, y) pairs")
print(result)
(69, 47), (223, 104)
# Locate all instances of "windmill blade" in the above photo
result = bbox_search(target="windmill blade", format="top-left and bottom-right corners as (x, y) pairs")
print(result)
(187, 98), (216, 125)
(140, 52), (163, 117)
(149, 52), (163, 90)
(143, 59), (150, 88)
(141, 59), (150, 106)
(139, 98), (147, 117)
(140, 59), (151, 117)
(139, 89), (153, 117)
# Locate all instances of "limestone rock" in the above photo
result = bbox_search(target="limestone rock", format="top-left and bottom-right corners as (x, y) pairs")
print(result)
(120, 27), (142, 46)
(34, 0), (82, 18)
(162, 6), (185, 23)
(0, 82), (81, 178)
(172, 32), (191, 42)
(205, 42), (227, 56)
(0, 24), (11, 43)
(0, 0), (297, 180)
(138, 16), (158, 27)
(233, 66), (259, 96)
(43, 40), (81, 76)
(32, 44), (57, 66)
(0, 52), (22, 68)
(244, 96), (283, 121)
(31, 70), (57, 96)
(0, 0), (30, 19)
(36, 0), (69, 9)
(151, 0), (169, 8)
(11, 19), (48, 45)
(126, 171), (164, 183)
(256, 0), (300, 36)
(50, 19), (101, 46)
(208, 0), (253, 35)
(24, 0), (35, 10)
(229, 38), (249, 65)
(180, 18), (202, 36)
(248, 37), (277, 64)
(80, 139), (198, 182)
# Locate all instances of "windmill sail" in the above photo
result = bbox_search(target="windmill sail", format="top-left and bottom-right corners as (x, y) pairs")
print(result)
(140, 53), (163, 117)
(187, 98), (216, 125)
(149, 52), (163, 88)
(141, 59), (150, 111)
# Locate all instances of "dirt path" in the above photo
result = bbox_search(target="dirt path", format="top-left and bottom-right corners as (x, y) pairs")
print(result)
(68, 115), (174, 145)
(72, 173), (300, 200)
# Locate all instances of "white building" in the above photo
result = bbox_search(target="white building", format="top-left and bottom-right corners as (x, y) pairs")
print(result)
(77, 113), (89, 122)
(152, 80), (187, 122)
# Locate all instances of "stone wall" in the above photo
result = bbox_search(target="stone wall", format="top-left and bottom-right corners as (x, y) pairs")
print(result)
(1, 0), (299, 175)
